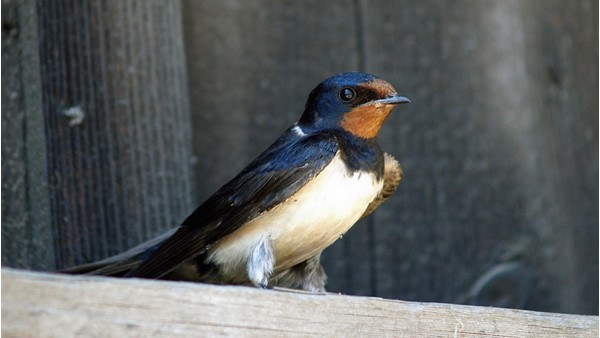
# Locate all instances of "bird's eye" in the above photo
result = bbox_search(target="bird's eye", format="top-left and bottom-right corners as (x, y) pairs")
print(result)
(339, 87), (356, 102)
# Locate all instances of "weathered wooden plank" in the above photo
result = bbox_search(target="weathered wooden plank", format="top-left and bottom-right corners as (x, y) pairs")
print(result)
(356, 0), (599, 313)
(2, 268), (597, 338)
(1, 0), (54, 270)
(26, 0), (193, 269)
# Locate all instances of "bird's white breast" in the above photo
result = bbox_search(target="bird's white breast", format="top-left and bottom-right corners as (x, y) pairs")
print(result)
(206, 152), (383, 280)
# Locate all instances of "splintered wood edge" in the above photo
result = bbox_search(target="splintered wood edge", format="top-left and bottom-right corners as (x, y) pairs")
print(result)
(2, 268), (598, 337)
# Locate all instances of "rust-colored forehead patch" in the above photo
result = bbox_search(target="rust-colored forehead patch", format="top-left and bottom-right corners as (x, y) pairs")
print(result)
(358, 78), (397, 98)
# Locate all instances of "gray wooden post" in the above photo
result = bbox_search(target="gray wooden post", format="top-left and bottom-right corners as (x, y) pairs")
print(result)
(1, 0), (194, 270)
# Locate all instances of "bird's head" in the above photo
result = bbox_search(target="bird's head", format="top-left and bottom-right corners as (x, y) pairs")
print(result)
(299, 72), (409, 139)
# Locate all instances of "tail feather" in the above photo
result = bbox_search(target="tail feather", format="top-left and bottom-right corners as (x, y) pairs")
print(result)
(60, 227), (178, 277)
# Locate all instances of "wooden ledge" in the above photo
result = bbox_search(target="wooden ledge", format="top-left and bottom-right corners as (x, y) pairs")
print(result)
(2, 268), (598, 337)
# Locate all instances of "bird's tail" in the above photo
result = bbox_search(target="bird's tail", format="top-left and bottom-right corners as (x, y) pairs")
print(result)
(60, 227), (178, 277)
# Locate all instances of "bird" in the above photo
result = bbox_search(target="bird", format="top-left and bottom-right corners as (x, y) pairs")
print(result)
(63, 72), (409, 292)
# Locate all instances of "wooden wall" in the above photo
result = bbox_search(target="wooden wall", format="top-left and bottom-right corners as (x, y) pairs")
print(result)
(2, 0), (194, 268)
(2, 0), (597, 315)
(181, 0), (598, 315)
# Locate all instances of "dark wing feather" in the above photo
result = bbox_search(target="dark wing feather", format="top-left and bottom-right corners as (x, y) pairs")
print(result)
(127, 130), (339, 279)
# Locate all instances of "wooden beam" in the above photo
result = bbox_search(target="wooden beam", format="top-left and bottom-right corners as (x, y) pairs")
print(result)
(2, 269), (597, 337)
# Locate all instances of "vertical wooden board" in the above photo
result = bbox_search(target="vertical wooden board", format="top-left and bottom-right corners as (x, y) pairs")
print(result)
(1, 0), (54, 270)
(517, 0), (598, 314)
(348, 0), (470, 302)
(182, 0), (360, 198)
(2, 0), (29, 267)
(32, 0), (194, 269)
(181, 0), (363, 292)
(360, 0), (598, 315)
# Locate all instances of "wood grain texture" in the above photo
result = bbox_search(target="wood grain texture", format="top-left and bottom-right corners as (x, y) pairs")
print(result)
(1, 0), (54, 270)
(30, 0), (194, 269)
(358, 0), (598, 314)
(2, 268), (598, 338)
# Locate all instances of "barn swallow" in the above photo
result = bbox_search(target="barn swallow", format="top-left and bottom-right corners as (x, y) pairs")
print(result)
(63, 72), (409, 292)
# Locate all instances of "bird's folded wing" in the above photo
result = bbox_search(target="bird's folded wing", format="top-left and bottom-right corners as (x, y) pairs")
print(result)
(126, 133), (339, 279)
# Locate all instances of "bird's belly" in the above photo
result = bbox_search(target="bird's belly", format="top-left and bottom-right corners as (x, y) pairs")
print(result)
(206, 155), (382, 280)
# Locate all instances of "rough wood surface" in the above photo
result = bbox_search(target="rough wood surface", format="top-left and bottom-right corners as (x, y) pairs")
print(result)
(2, 268), (598, 338)
(1, 0), (54, 270)
(24, 0), (193, 269)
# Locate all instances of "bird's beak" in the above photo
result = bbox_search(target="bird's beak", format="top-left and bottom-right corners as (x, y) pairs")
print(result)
(374, 94), (410, 105)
